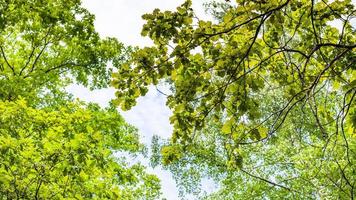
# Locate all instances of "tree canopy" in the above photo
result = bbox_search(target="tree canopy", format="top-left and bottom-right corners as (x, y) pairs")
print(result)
(112, 0), (356, 198)
(0, 0), (123, 103)
(0, 99), (160, 199)
(2, 0), (356, 198)
(0, 0), (161, 199)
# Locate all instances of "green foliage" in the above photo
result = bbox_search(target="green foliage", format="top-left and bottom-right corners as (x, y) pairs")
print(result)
(113, 0), (356, 198)
(153, 89), (356, 199)
(0, 99), (161, 199)
(0, 0), (124, 103)
(0, 0), (162, 199)
(113, 0), (355, 145)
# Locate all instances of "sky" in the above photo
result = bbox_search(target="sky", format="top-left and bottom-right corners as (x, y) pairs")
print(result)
(67, 0), (211, 199)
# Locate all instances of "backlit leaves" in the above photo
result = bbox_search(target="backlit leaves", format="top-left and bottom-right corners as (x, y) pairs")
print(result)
(0, 99), (161, 199)
(113, 0), (356, 198)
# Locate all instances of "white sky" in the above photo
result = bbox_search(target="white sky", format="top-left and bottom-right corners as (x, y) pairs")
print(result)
(67, 0), (211, 199)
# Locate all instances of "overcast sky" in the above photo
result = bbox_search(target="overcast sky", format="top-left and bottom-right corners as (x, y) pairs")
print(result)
(67, 0), (211, 199)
